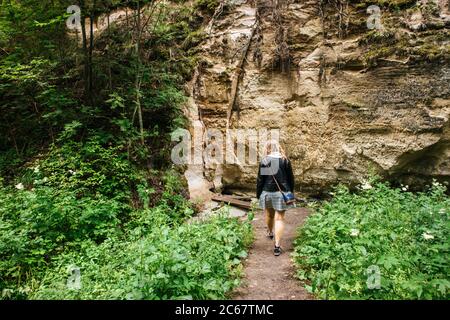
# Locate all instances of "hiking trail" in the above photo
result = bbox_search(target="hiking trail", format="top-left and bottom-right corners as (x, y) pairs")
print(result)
(232, 207), (313, 300)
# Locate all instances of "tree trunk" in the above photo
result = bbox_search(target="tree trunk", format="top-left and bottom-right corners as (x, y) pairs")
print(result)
(135, 1), (145, 145)
(79, 0), (89, 97)
(88, 0), (95, 95)
(107, 13), (112, 90)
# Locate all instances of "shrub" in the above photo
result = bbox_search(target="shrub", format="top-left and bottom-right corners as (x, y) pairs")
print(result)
(0, 185), (127, 296)
(0, 136), (196, 299)
(37, 137), (138, 200)
(28, 208), (253, 300)
(0, 136), (252, 300)
(293, 179), (450, 299)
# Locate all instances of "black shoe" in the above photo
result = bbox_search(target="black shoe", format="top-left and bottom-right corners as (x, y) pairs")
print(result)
(274, 246), (282, 256)
(267, 231), (274, 240)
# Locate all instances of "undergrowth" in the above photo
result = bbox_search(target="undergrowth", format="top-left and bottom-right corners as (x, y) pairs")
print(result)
(293, 177), (449, 300)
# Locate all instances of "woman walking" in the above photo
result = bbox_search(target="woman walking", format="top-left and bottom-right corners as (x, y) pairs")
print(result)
(256, 140), (295, 256)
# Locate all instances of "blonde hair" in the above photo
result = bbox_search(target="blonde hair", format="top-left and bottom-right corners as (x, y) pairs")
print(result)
(263, 140), (287, 159)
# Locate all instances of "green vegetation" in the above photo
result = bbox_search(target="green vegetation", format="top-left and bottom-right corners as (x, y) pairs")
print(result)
(194, 0), (220, 14)
(352, 0), (417, 10)
(0, 110), (253, 300)
(349, 0), (449, 67)
(0, 131), (253, 300)
(359, 29), (396, 46)
(293, 178), (450, 299)
(0, 0), (253, 300)
(0, 156), (253, 299)
(361, 28), (450, 66)
(29, 210), (252, 300)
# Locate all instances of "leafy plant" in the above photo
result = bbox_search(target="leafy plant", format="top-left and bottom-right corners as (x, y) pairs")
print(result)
(293, 179), (450, 299)
(25, 208), (252, 300)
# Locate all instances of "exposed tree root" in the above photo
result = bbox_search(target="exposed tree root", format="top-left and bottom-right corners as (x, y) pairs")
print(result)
(226, 20), (259, 129)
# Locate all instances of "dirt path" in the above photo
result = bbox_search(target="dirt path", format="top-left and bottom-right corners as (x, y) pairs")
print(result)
(232, 207), (313, 300)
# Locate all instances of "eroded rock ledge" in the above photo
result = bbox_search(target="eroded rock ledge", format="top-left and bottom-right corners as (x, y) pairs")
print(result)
(185, 0), (450, 197)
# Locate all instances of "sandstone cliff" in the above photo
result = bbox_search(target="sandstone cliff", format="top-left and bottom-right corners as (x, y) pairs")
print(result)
(184, 0), (450, 197)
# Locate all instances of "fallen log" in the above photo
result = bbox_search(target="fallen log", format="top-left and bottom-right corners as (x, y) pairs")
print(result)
(211, 194), (252, 210)
(212, 194), (307, 210)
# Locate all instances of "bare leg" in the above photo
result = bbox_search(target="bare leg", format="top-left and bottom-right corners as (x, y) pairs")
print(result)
(274, 211), (285, 247)
(265, 208), (275, 235)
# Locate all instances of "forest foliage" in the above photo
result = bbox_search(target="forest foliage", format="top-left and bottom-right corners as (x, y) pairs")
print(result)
(0, 0), (254, 300)
(293, 178), (450, 300)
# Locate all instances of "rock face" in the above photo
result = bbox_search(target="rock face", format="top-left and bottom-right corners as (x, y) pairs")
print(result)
(185, 0), (450, 197)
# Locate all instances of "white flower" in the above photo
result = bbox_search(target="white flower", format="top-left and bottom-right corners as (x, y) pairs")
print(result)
(401, 185), (408, 191)
(68, 170), (76, 175)
(422, 232), (434, 240)
(15, 183), (24, 190)
(42, 177), (48, 183)
(432, 181), (440, 187)
(361, 182), (372, 190)
(350, 229), (360, 237)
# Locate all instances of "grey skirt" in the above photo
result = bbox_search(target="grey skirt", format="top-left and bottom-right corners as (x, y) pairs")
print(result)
(259, 191), (295, 211)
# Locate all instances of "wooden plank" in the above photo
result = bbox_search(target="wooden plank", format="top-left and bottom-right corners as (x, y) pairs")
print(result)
(212, 194), (252, 210)
(212, 194), (307, 210)
(225, 194), (253, 201)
